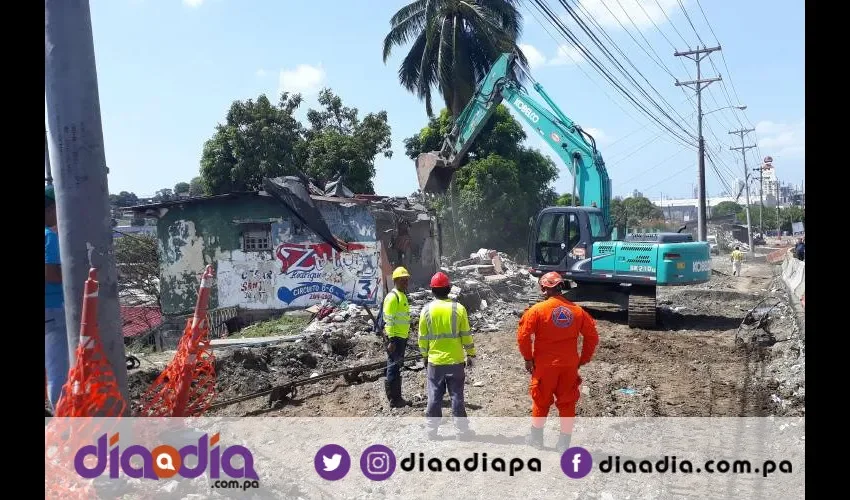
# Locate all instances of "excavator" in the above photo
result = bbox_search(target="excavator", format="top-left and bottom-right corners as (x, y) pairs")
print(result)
(415, 52), (711, 328)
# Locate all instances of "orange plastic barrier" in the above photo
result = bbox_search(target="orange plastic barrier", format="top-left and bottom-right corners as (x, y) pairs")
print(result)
(46, 268), (125, 499)
(139, 265), (217, 417)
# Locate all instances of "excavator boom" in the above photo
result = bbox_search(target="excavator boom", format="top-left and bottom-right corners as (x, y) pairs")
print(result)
(414, 52), (612, 232)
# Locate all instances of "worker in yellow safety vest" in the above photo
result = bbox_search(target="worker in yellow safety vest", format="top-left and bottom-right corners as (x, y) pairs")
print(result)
(731, 246), (745, 276)
(418, 272), (476, 440)
(383, 266), (412, 408)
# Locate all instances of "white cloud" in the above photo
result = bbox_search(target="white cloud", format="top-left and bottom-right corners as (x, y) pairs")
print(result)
(278, 64), (326, 96)
(755, 120), (805, 160)
(183, 0), (204, 7)
(571, 0), (679, 31)
(519, 44), (547, 69)
(549, 44), (585, 66)
(255, 69), (267, 78)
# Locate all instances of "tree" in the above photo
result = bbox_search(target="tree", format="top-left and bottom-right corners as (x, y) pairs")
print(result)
(113, 233), (160, 308)
(199, 90), (391, 195)
(610, 196), (664, 234)
(152, 188), (174, 203)
(383, 0), (529, 117)
(188, 176), (205, 196)
(555, 193), (579, 207)
(200, 93), (305, 194)
(302, 89), (393, 194)
(713, 201), (743, 218)
(109, 191), (139, 207)
(405, 105), (557, 257)
(173, 182), (191, 196)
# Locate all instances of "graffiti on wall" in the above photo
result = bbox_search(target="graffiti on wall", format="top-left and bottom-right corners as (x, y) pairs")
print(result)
(217, 241), (382, 310)
(274, 242), (380, 307)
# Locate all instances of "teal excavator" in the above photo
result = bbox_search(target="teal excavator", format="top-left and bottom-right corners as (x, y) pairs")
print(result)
(415, 52), (711, 328)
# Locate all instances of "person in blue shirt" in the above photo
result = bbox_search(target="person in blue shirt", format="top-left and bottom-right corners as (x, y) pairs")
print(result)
(45, 185), (69, 411)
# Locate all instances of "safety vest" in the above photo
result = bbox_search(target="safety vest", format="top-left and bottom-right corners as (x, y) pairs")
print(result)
(731, 250), (744, 262)
(417, 299), (476, 366)
(383, 288), (411, 339)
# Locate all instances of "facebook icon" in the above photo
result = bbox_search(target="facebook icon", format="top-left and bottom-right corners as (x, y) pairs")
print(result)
(561, 446), (593, 479)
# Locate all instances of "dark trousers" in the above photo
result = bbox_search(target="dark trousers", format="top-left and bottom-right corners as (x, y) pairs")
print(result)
(426, 363), (468, 431)
(386, 336), (408, 384)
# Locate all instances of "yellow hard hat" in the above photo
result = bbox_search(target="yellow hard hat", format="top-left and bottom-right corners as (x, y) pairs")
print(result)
(392, 267), (410, 280)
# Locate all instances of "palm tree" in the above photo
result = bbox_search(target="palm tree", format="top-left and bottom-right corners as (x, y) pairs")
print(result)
(383, 0), (529, 118)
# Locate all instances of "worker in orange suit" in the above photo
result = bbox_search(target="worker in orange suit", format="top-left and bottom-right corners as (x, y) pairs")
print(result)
(517, 271), (599, 453)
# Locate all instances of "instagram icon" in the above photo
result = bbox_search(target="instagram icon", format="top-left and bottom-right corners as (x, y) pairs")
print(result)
(360, 445), (396, 481)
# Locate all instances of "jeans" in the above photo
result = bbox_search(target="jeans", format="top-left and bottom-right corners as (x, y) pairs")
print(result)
(426, 363), (468, 431)
(45, 307), (70, 410)
(386, 336), (408, 384)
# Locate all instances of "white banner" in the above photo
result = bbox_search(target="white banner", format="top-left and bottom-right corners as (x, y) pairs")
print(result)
(46, 417), (804, 499)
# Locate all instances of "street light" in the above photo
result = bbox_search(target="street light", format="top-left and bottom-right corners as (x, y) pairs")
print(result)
(704, 104), (747, 115)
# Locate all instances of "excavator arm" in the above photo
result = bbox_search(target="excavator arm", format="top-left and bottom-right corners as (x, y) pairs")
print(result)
(415, 52), (613, 232)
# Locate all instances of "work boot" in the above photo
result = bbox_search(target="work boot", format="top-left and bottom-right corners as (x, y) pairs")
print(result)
(384, 380), (394, 405)
(389, 378), (408, 408)
(556, 433), (572, 453)
(526, 427), (544, 449)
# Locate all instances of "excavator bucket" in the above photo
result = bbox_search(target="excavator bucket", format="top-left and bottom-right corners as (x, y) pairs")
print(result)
(415, 152), (456, 194)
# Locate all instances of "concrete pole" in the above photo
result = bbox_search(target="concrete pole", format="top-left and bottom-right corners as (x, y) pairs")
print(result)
(729, 128), (755, 251)
(45, 0), (129, 409)
(45, 127), (52, 185)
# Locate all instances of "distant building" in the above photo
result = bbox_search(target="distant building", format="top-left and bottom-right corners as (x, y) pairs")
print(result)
(652, 196), (738, 223)
(129, 179), (440, 318)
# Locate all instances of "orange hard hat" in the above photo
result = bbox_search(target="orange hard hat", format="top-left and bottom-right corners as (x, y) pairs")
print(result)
(430, 272), (451, 288)
(539, 271), (564, 288)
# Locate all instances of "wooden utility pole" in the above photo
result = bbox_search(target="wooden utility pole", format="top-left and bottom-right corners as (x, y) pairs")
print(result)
(675, 45), (722, 242)
(45, 0), (129, 408)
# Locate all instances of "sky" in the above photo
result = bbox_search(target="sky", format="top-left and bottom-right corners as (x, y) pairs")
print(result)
(85, 0), (804, 201)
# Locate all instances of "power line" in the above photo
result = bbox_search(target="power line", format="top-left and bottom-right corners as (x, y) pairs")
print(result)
(529, 0), (696, 147)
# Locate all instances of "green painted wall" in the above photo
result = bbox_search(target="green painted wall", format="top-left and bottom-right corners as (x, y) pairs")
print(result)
(155, 195), (289, 315)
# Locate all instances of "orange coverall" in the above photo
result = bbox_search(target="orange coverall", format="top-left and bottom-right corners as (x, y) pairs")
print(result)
(517, 295), (600, 429)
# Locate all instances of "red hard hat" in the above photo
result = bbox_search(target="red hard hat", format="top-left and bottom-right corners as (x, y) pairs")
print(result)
(539, 271), (564, 288)
(430, 272), (451, 288)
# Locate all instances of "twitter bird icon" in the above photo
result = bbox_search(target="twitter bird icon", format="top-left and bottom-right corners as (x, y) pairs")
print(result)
(323, 453), (342, 471)
(315, 445), (351, 480)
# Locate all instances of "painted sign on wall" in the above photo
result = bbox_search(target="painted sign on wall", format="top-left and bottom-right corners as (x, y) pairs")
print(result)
(217, 239), (382, 310)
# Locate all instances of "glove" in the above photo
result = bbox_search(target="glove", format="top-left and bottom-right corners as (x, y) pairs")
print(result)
(524, 359), (535, 374)
(466, 357), (474, 368)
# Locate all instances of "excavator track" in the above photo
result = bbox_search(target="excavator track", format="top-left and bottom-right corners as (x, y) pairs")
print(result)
(628, 287), (658, 329)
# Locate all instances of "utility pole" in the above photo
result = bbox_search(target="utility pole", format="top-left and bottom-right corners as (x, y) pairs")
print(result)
(753, 164), (764, 234)
(729, 128), (756, 250)
(45, 127), (52, 185)
(45, 0), (129, 409)
(675, 45), (722, 242)
(776, 180), (781, 235)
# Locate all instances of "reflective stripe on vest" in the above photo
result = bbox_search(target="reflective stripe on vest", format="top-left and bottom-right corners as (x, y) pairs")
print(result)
(419, 299), (475, 365)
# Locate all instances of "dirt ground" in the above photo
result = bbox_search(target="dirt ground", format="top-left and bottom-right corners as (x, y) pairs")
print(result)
(127, 250), (804, 419)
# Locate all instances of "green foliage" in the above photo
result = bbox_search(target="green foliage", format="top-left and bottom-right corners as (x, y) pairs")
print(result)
(383, 0), (529, 117)
(153, 188), (174, 202)
(736, 204), (805, 233)
(235, 314), (311, 338)
(173, 182), (191, 195)
(200, 90), (391, 195)
(610, 196), (664, 234)
(109, 191), (139, 207)
(188, 176), (206, 196)
(712, 201), (743, 217)
(406, 105), (558, 258)
(555, 193), (579, 207)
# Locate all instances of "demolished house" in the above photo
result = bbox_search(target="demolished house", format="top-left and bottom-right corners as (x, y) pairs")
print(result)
(128, 177), (441, 324)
